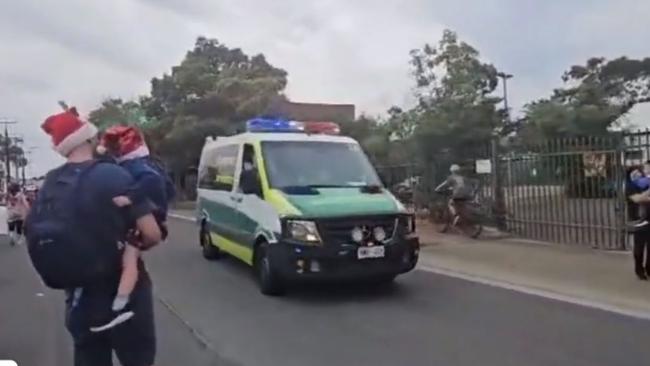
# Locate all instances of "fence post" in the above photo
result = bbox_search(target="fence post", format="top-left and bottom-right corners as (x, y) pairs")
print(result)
(491, 138), (507, 231)
(615, 137), (627, 250)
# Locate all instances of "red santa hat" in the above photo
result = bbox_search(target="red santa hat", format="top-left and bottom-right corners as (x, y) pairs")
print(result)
(99, 125), (150, 162)
(41, 108), (98, 157)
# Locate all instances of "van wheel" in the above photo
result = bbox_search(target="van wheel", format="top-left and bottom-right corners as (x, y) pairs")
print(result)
(254, 242), (285, 296)
(200, 227), (221, 260)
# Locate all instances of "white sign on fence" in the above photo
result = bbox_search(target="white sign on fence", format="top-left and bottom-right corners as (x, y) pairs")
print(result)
(475, 159), (492, 174)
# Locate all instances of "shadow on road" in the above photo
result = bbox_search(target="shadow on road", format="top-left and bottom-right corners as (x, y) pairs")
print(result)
(287, 280), (409, 304)
(213, 252), (413, 303)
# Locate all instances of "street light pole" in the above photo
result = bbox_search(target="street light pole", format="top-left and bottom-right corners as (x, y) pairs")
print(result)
(493, 72), (513, 232)
(497, 72), (513, 120)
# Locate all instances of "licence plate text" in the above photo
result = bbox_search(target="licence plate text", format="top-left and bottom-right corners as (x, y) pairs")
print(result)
(357, 246), (385, 259)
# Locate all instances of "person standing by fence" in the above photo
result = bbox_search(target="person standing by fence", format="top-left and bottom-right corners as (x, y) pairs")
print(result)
(627, 164), (650, 280)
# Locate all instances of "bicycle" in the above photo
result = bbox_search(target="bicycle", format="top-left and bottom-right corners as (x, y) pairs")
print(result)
(428, 191), (483, 239)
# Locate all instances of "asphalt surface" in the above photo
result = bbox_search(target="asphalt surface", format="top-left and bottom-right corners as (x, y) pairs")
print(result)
(2, 218), (650, 366)
(0, 237), (232, 366)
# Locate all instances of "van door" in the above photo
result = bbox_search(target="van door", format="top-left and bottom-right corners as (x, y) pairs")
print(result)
(197, 144), (240, 245)
(234, 143), (278, 249)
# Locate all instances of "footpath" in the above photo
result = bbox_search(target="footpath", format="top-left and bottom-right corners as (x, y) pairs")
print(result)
(172, 207), (650, 317)
(417, 221), (650, 317)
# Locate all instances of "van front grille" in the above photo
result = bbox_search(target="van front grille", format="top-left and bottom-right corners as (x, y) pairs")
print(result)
(317, 216), (397, 245)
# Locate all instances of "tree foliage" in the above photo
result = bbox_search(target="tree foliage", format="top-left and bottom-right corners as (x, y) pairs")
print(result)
(0, 136), (26, 180)
(337, 30), (507, 173)
(522, 57), (650, 141)
(85, 30), (650, 193)
(88, 98), (150, 130)
(88, 37), (288, 177)
(406, 30), (505, 163)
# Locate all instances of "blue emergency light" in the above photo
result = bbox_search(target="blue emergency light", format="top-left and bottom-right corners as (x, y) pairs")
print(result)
(246, 117), (305, 133)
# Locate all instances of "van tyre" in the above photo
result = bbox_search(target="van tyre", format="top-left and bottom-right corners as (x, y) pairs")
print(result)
(200, 226), (221, 260)
(255, 242), (285, 296)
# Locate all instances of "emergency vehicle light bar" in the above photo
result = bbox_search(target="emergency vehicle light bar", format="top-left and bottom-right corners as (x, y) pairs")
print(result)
(246, 118), (304, 133)
(246, 117), (340, 135)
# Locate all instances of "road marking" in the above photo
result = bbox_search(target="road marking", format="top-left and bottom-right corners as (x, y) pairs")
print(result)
(156, 296), (212, 348)
(155, 295), (252, 366)
(418, 264), (650, 321)
(169, 213), (194, 222)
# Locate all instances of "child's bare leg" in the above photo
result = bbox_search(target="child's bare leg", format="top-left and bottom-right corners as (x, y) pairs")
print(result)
(113, 195), (132, 207)
(113, 244), (139, 311)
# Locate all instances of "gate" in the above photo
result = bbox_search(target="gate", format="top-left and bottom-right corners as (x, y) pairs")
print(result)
(377, 134), (636, 250)
(374, 130), (650, 249)
(496, 136), (626, 250)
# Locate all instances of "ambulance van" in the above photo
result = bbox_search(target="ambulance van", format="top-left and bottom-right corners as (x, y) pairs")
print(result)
(196, 118), (419, 295)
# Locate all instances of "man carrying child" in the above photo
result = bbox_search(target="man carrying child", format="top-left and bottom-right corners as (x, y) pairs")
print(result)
(26, 108), (163, 366)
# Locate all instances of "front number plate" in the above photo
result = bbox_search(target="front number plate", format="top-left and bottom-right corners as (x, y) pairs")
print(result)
(357, 246), (385, 259)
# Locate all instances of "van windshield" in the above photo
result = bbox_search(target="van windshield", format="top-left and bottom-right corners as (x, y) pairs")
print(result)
(262, 141), (382, 189)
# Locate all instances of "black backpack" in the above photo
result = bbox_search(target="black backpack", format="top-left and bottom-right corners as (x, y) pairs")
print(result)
(25, 161), (121, 289)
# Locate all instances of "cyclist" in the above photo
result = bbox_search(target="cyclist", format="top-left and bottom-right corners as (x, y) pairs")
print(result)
(435, 164), (475, 224)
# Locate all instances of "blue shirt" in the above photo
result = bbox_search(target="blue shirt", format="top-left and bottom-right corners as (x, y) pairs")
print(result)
(120, 157), (169, 222)
(56, 161), (154, 315)
(633, 176), (650, 191)
(71, 161), (152, 241)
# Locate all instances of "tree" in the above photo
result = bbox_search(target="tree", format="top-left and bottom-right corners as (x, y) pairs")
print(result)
(88, 98), (152, 130)
(151, 38), (287, 172)
(522, 57), (650, 140)
(146, 37), (287, 123)
(407, 30), (505, 165)
(0, 136), (26, 182)
(340, 115), (390, 163)
(88, 37), (289, 188)
(386, 106), (418, 141)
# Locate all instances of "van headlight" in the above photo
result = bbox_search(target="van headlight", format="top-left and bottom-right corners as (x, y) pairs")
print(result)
(285, 220), (322, 244)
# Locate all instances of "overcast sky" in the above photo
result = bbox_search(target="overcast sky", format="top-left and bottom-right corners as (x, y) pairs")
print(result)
(1, 0), (649, 175)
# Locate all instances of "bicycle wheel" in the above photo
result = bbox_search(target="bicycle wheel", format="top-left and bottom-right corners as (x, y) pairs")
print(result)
(429, 205), (451, 233)
(458, 217), (483, 238)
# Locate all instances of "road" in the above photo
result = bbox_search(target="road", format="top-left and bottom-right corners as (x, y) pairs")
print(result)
(2, 217), (650, 366)
(0, 236), (232, 365)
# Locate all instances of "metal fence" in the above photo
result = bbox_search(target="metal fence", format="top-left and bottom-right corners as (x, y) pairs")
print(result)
(378, 132), (650, 250)
(497, 137), (625, 250)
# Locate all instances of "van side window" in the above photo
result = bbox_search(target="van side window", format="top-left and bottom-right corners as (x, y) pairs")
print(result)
(239, 144), (263, 198)
(199, 145), (239, 191)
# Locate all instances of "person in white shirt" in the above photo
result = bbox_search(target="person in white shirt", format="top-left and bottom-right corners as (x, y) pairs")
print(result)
(6, 182), (30, 246)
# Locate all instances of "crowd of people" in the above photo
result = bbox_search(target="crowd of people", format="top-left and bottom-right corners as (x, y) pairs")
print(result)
(11, 106), (174, 366)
